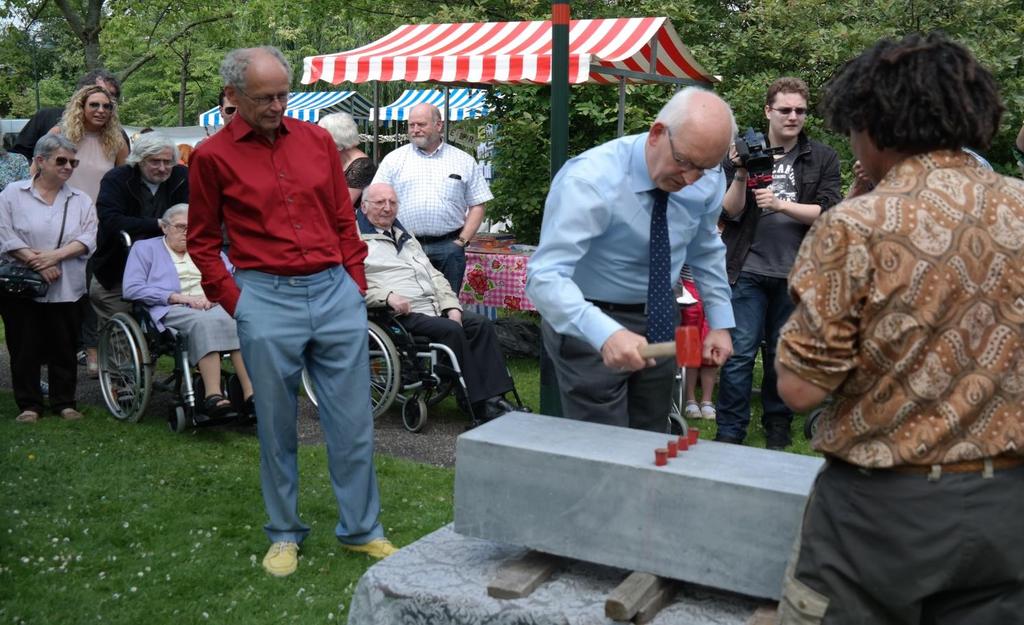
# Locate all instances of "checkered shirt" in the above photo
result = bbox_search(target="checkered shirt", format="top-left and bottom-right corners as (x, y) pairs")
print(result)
(372, 142), (493, 237)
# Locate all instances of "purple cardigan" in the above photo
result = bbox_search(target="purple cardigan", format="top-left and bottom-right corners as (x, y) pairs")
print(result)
(121, 236), (231, 330)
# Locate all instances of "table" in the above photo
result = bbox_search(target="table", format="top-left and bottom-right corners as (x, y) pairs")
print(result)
(459, 250), (535, 312)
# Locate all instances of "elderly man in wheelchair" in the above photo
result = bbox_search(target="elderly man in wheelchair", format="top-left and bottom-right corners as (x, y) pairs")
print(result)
(121, 203), (255, 421)
(358, 183), (519, 424)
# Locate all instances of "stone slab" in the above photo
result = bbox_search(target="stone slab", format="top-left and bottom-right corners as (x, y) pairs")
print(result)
(453, 412), (824, 600)
(347, 524), (766, 625)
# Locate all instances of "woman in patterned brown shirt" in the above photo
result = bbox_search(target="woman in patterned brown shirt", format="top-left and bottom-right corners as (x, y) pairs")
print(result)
(774, 32), (1024, 625)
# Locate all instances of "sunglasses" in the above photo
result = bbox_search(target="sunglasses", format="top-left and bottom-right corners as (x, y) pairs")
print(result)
(87, 101), (114, 111)
(770, 106), (807, 117)
(53, 156), (81, 168)
(222, 106), (237, 115)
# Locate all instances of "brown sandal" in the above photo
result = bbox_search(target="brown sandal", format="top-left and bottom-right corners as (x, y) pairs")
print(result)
(16, 410), (40, 423)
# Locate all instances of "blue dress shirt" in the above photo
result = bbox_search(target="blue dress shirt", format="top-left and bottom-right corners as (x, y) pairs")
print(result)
(526, 133), (735, 351)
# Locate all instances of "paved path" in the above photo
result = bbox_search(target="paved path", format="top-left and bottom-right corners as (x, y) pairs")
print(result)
(0, 351), (464, 467)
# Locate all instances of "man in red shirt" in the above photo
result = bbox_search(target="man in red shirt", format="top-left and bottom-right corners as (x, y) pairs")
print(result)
(188, 46), (396, 577)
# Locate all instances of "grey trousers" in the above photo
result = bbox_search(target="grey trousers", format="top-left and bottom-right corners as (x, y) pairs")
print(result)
(541, 307), (676, 432)
(780, 458), (1024, 625)
(89, 277), (131, 322)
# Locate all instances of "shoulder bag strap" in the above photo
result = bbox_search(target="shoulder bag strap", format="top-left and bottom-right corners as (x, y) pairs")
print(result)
(54, 192), (71, 249)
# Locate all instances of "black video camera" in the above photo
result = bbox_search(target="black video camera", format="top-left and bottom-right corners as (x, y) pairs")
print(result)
(734, 128), (783, 189)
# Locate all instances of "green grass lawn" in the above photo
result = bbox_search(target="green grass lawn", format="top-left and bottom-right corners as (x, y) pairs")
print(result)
(1, 312), (816, 624)
(0, 393), (454, 625)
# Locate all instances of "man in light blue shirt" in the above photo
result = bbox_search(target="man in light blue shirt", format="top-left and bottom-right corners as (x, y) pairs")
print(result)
(526, 88), (736, 431)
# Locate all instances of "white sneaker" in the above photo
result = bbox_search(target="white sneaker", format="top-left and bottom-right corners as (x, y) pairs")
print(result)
(684, 401), (701, 420)
(700, 402), (717, 420)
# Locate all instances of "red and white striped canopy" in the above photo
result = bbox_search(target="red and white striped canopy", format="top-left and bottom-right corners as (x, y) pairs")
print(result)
(301, 17), (716, 86)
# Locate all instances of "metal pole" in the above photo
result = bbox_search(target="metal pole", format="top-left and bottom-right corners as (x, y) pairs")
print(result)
(373, 81), (380, 165)
(617, 77), (625, 137)
(444, 86), (451, 144)
(541, 0), (571, 417)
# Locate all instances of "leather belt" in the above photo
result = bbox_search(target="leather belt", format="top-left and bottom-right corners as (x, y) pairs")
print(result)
(587, 299), (647, 314)
(831, 455), (1024, 475)
(417, 229), (462, 244)
(889, 456), (1024, 475)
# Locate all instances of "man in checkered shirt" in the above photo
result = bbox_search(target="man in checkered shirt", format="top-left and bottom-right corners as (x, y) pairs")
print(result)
(372, 103), (492, 293)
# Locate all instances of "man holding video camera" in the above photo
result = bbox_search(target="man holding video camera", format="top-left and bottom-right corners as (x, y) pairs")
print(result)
(715, 77), (841, 449)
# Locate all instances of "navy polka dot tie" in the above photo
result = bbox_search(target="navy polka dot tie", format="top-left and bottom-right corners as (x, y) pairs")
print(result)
(647, 189), (674, 343)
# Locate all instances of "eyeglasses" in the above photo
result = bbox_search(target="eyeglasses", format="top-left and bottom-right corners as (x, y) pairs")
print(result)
(53, 156), (81, 168)
(165, 223), (188, 233)
(665, 128), (723, 176)
(222, 106), (237, 115)
(238, 89), (289, 107)
(144, 158), (174, 168)
(364, 199), (399, 209)
(770, 106), (808, 117)
(87, 101), (114, 111)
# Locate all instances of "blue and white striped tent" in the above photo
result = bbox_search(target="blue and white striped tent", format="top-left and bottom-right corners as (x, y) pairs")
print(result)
(198, 91), (373, 127)
(369, 88), (488, 122)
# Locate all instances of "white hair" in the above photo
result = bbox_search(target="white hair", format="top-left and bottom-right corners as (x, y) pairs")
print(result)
(160, 203), (188, 225)
(318, 112), (360, 150)
(127, 133), (179, 166)
(655, 87), (737, 137)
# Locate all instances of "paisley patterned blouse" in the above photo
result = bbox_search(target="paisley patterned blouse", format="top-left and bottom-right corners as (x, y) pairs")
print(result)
(779, 150), (1024, 467)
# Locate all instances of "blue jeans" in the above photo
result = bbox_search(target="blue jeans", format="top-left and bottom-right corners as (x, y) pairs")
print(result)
(234, 267), (383, 546)
(422, 239), (466, 295)
(715, 271), (796, 441)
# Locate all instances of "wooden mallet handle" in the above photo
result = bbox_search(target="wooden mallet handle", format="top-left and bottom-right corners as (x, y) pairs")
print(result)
(638, 326), (702, 367)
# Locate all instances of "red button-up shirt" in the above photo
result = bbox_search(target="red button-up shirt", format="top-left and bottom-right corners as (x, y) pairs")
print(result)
(187, 116), (367, 314)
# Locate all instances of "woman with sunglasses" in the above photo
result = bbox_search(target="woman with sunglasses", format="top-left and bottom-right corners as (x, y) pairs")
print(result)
(51, 84), (128, 376)
(0, 135), (98, 423)
(51, 85), (128, 203)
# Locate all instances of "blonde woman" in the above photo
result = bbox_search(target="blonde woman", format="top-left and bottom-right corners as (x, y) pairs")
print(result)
(50, 84), (128, 203)
(50, 84), (128, 376)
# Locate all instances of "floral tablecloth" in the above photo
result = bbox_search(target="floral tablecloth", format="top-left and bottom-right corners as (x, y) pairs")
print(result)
(460, 251), (535, 312)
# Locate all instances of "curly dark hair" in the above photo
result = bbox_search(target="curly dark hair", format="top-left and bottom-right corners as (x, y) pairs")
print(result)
(820, 32), (1003, 152)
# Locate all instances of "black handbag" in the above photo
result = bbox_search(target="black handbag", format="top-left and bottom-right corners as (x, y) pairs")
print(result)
(0, 194), (71, 299)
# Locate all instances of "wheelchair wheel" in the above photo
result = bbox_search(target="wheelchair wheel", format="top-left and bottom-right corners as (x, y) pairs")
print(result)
(98, 312), (153, 423)
(402, 395), (428, 433)
(169, 405), (189, 433)
(300, 320), (401, 419)
(368, 321), (401, 418)
(423, 377), (455, 408)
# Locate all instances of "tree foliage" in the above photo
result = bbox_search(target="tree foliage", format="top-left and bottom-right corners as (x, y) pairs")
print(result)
(2, 0), (1021, 241)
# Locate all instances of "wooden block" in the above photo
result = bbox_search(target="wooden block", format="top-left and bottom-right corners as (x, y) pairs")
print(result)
(746, 604), (779, 625)
(633, 579), (676, 624)
(487, 551), (560, 599)
(605, 571), (669, 621)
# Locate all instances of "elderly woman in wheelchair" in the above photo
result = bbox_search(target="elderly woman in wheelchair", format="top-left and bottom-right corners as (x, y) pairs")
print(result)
(122, 203), (254, 418)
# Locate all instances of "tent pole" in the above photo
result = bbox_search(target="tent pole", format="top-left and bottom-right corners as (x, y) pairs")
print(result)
(542, 0), (571, 418)
(373, 81), (381, 165)
(444, 87), (451, 143)
(617, 77), (626, 137)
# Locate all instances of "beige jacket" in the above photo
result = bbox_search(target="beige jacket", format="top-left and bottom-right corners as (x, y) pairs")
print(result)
(362, 227), (461, 316)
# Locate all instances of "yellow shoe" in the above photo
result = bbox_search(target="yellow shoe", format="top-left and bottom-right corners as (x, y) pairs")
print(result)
(340, 538), (398, 559)
(262, 541), (299, 577)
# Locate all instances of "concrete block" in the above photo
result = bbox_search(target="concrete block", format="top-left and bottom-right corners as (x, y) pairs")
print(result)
(454, 412), (823, 600)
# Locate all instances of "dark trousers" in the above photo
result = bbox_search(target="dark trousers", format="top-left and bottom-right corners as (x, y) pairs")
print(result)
(0, 296), (82, 414)
(716, 271), (796, 441)
(421, 239), (467, 295)
(780, 459), (1024, 624)
(541, 306), (677, 433)
(398, 310), (513, 404)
